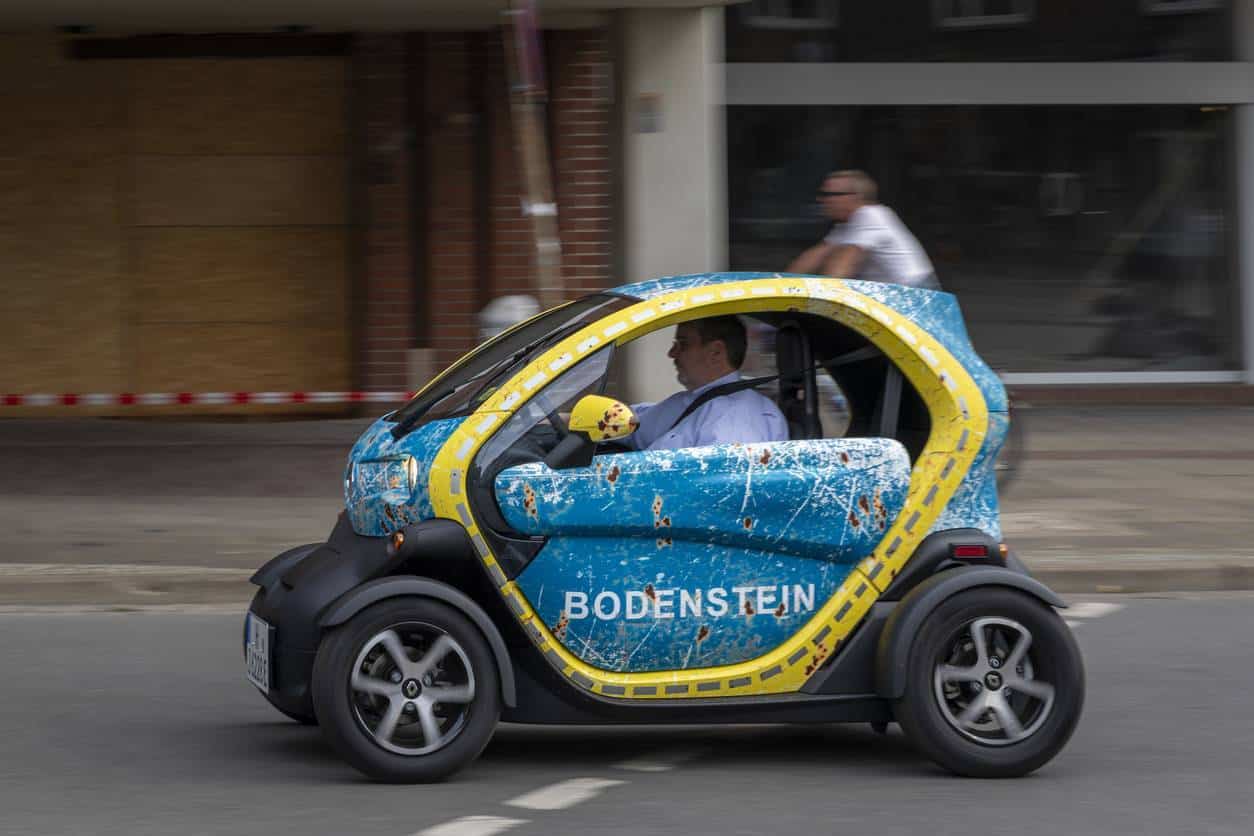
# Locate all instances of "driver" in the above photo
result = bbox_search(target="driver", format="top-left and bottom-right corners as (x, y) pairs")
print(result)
(627, 316), (788, 451)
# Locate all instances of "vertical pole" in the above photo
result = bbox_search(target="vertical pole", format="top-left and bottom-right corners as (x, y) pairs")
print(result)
(1236, 0), (1254, 383)
(1236, 107), (1254, 383)
(503, 0), (565, 311)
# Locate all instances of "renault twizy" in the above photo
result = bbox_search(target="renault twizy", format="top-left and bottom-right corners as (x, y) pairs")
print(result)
(244, 272), (1084, 782)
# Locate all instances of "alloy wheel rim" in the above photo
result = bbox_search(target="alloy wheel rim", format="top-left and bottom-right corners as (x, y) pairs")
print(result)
(931, 616), (1056, 746)
(349, 621), (476, 756)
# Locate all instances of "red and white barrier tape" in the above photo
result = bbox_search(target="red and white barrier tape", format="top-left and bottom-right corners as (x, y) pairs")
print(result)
(2, 391), (416, 407)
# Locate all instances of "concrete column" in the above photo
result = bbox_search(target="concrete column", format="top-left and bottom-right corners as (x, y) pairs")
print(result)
(619, 6), (726, 403)
(1237, 0), (1254, 383)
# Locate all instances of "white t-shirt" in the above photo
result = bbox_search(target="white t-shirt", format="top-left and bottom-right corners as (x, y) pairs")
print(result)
(824, 204), (936, 287)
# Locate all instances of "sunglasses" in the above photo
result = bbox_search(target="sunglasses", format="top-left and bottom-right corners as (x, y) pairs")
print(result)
(818, 190), (855, 197)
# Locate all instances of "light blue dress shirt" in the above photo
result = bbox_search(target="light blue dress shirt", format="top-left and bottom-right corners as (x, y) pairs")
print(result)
(629, 371), (790, 451)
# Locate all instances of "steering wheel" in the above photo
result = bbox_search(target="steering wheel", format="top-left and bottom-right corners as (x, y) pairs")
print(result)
(545, 409), (569, 441)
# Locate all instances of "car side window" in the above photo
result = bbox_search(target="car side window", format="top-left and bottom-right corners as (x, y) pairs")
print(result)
(749, 318), (851, 441)
(476, 345), (614, 473)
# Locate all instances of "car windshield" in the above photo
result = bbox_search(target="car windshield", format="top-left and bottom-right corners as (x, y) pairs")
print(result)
(390, 293), (636, 434)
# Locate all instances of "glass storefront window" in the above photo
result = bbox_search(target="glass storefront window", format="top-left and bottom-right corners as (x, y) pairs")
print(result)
(726, 0), (1232, 62)
(727, 105), (1237, 373)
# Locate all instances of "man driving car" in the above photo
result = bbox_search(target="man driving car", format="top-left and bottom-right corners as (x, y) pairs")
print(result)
(628, 316), (788, 451)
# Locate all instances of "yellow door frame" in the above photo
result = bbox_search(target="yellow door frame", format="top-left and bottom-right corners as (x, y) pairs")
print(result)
(428, 277), (989, 699)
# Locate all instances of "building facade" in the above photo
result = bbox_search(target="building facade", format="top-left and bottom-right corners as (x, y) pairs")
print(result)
(2, 1), (1253, 415)
(724, 0), (1254, 391)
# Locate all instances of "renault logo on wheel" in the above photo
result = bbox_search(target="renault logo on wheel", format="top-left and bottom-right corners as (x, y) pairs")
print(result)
(402, 679), (421, 699)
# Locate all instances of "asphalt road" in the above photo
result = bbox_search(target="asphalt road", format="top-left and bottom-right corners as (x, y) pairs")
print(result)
(2, 593), (1250, 836)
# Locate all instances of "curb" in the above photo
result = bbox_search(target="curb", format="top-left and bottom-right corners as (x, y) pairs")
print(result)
(0, 565), (253, 607)
(1, 561), (1252, 608)
(1032, 562), (1254, 595)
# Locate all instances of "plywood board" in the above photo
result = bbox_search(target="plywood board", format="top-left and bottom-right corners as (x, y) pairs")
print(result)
(0, 155), (121, 227)
(133, 323), (349, 393)
(0, 225), (125, 392)
(0, 314), (124, 393)
(0, 35), (69, 78)
(133, 156), (346, 227)
(0, 80), (126, 159)
(0, 227), (124, 322)
(132, 228), (347, 325)
(129, 58), (347, 156)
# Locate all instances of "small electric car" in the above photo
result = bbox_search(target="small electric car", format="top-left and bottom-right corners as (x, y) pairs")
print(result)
(244, 272), (1084, 782)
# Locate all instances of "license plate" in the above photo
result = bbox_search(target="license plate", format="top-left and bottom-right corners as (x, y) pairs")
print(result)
(245, 614), (273, 694)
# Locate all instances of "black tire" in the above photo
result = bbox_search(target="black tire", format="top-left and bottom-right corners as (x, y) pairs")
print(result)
(893, 587), (1084, 778)
(312, 597), (500, 783)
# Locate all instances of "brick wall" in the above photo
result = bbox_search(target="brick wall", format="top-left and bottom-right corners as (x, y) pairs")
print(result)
(550, 29), (614, 299)
(356, 34), (415, 392)
(421, 33), (481, 375)
(482, 33), (537, 307)
(354, 27), (615, 385)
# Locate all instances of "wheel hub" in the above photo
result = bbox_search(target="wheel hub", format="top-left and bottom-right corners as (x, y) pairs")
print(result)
(348, 621), (477, 757)
(932, 615), (1057, 747)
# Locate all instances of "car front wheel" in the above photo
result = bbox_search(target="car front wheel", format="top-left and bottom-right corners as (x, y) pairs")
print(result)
(893, 587), (1084, 778)
(311, 597), (500, 783)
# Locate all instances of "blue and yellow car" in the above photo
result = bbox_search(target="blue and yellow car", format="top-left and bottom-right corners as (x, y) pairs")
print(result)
(244, 272), (1084, 782)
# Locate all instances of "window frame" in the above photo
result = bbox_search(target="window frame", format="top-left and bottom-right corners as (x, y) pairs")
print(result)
(740, 0), (840, 31)
(930, 0), (1035, 30)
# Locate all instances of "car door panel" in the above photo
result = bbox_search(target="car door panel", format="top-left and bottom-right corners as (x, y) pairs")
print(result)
(495, 438), (910, 672)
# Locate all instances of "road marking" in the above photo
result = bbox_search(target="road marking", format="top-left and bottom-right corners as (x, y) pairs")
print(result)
(505, 777), (626, 811)
(1064, 600), (1124, 627)
(413, 816), (527, 836)
(1067, 602), (1124, 619)
(614, 747), (707, 772)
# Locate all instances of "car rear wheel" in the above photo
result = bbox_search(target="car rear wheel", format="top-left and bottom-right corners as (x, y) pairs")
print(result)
(312, 597), (500, 783)
(893, 587), (1084, 778)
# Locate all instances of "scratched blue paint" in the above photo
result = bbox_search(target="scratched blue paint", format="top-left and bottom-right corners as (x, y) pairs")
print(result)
(337, 272), (1010, 674)
(611, 271), (1010, 539)
(833, 278), (1010, 540)
(518, 537), (852, 673)
(838, 279), (1008, 414)
(928, 410), (1007, 541)
(344, 415), (464, 536)
(499, 438), (910, 670)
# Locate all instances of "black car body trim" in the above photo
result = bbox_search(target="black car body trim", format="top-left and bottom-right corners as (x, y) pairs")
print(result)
(874, 564), (1067, 700)
(319, 576), (517, 708)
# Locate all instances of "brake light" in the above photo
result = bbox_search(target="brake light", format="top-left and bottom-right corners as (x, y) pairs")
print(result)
(951, 544), (989, 559)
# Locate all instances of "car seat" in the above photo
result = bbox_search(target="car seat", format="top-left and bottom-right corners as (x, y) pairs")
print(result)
(774, 322), (822, 440)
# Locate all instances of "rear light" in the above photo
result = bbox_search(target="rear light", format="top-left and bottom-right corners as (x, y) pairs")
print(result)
(951, 544), (989, 559)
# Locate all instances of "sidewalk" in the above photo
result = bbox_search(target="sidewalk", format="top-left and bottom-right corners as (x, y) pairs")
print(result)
(2, 406), (1252, 606)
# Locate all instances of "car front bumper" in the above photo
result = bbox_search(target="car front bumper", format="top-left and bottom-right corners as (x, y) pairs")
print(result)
(243, 514), (393, 716)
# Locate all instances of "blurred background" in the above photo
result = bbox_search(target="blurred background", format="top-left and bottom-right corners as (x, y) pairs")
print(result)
(2, 0), (1252, 412)
(3, 4), (1254, 832)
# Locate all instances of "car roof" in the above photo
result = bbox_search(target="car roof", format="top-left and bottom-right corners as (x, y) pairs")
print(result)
(608, 271), (1005, 414)
(611, 271), (941, 301)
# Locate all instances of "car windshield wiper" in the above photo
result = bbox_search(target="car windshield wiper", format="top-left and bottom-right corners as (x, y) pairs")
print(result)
(389, 322), (586, 441)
